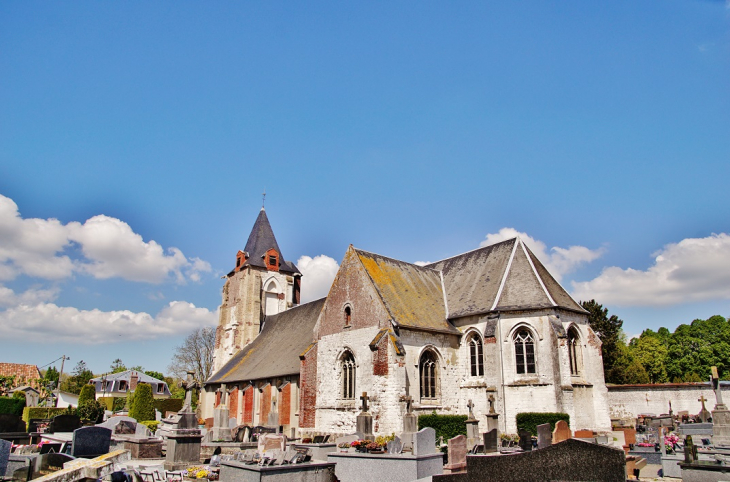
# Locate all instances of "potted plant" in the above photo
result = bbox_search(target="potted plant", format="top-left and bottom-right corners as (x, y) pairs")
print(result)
(338, 442), (351, 453)
(367, 441), (384, 454)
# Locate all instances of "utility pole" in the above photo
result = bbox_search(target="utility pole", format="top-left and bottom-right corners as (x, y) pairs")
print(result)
(56, 355), (69, 407)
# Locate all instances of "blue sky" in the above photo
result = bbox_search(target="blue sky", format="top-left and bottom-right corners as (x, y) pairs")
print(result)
(1, 1), (729, 375)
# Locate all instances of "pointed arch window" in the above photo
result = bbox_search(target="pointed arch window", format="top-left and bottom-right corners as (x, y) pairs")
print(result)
(514, 329), (536, 374)
(341, 351), (356, 399)
(344, 306), (351, 326)
(420, 350), (439, 400)
(568, 328), (580, 376)
(468, 334), (484, 377)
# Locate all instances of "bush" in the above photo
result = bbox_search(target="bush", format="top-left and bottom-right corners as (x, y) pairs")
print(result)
(418, 413), (468, 442)
(22, 407), (68, 425)
(13, 391), (27, 400)
(0, 397), (26, 416)
(153, 398), (183, 414)
(98, 396), (128, 412)
(129, 383), (155, 422)
(77, 400), (104, 424)
(78, 385), (97, 406)
(140, 420), (159, 432)
(515, 412), (570, 436)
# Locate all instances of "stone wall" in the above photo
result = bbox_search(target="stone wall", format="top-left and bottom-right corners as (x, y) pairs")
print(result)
(607, 383), (719, 422)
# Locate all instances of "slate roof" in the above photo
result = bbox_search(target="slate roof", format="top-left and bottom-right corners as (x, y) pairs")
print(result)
(426, 237), (585, 319)
(355, 249), (457, 334)
(206, 298), (326, 384)
(238, 208), (300, 275)
(90, 370), (164, 384)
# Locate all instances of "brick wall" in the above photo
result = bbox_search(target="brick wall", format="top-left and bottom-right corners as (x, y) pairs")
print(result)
(373, 331), (389, 376)
(299, 344), (318, 428)
(260, 385), (271, 424)
(280, 383), (291, 425)
(229, 387), (238, 415)
(243, 387), (254, 424)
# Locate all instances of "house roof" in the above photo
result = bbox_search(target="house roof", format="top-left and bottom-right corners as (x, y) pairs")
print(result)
(238, 208), (300, 275)
(355, 248), (457, 334)
(426, 237), (585, 318)
(206, 298), (326, 384)
(0, 363), (42, 387)
(90, 370), (165, 384)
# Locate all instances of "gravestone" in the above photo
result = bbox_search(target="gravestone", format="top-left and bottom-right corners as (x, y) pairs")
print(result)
(32, 453), (75, 478)
(402, 395), (418, 433)
(49, 414), (81, 433)
(444, 435), (467, 472)
(387, 436), (403, 454)
(0, 414), (25, 433)
(356, 392), (374, 439)
(711, 366), (730, 447)
(258, 433), (287, 455)
(465, 399), (480, 449)
(483, 429), (499, 453)
(698, 395), (711, 423)
(6, 454), (32, 481)
(165, 371), (203, 471)
(72, 426), (112, 458)
(413, 427), (437, 456)
(574, 429), (593, 438)
(211, 384), (232, 442)
(0, 439), (11, 477)
(552, 420), (572, 444)
(518, 429), (532, 452)
(114, 420), (136, 435)
(536, 424), (551, 449)
(313, 435), (325, 444)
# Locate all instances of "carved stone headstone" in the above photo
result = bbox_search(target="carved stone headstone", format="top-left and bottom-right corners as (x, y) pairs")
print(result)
(0, 439), (11, 478)
(483, 429), (499, 453)
(698, 395), (711, 423)
(114, 420), (136, 435)
(49, 414), (81, 433)
(537, 424), (551, 449)
(71, 426), (112, 458)
(518, 429), (533, 452)
(711, 366), (730, 447)
(444, 435), (467, 472)
(258, 433), (287, 456)
(356, 392), (374, 439)
(412, 427), (437, 456)
(387, 436), (403, 454)
(552, 420), (572, 444)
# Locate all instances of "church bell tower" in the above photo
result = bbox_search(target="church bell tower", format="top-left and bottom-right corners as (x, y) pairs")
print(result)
(212, 208), (302, 373)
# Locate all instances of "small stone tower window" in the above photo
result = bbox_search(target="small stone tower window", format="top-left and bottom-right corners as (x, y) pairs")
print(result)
(468, 334), (484, 377)
(568, 328), (580, 376)
(514, 329), (536, 374)
(341, 351), (356, 399)
(419, 350), (439, 400)
(344, 306), (351, 325)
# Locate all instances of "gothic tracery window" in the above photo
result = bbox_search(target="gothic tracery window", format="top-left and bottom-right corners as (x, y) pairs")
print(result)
(341, 351), (356, 399)
(514, 329), (536, 374)
(420, 350), (439, 400)
(568, 328), (580, 376)
(468, 334), (484, 377)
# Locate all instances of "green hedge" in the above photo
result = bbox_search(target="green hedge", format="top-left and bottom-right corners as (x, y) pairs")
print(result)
(0, 397), (26, 416)
(153, 398), (183, 414)
(98, 397), (127, 412)
(22, 407), (68, 423)
(140, 420), (159, 432)
(129, 383), (155, 422)
(418, 413), (468, 442)
(515, 412), (570, 436)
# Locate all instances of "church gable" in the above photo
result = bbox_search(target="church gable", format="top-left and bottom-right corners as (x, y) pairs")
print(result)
(317, 246), (391, 338)
(495, 240), (553, 310)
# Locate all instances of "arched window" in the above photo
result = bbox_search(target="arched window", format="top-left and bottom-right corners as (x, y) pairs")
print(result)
(514, 329), (536, 374)
(568, 328), (580, 376)
(341, 351), (356, 399)
(344, 306), (351, 325)
(265, 280), (280, 316)
(420, 350), (439, 400)
(468, 334), (484, 377)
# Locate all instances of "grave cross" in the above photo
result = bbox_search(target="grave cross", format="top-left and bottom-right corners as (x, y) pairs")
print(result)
(487, 394), (496, 414)
(360, 392), (369, 412)
(180, 371), (200, 413)
(467, 399), (475, 419)
(403, 395), (413, 414)
(699, 395), (708, 410)
(712, 366), (727, 410)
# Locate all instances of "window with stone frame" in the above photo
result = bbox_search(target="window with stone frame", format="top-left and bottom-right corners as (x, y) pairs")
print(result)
(514, 329), (536, 374)
(419, 350), (439, 400)
(468, 334), (484, 377)
(568, 327), (581, 376)
(341, 351), (356, 399)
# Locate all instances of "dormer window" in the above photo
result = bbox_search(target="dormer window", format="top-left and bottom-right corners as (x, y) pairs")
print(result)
(118, 380), (128, 392)
(269, 255), (277, 266)
(264, 249), (280, 272)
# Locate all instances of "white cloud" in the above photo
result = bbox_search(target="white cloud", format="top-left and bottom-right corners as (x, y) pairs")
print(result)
(0, 194), (210, 284)
(296, 255), (339, 303)
(0, 299), (218, 343)
(571, 233), (730, 307)
(480, 228), (604, 281)
(0, 285), (60, 308)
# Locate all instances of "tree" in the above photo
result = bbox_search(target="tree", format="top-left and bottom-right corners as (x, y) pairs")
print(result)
(77, 385), (97, 406)
(129, 383), (155, 422)
(110, 359), (127, 373)
(44, 367), (60, 386)
(168, 327), (215, 385)
(630, 333), (668, 383)
(145, 370), (165, 382)
(77, 384), (103, 423)
(61, 361), (95, 395)
(581, 300), (626, 384)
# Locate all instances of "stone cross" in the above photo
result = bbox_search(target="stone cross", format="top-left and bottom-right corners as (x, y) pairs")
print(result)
(403, 395), (413, 414)
(180, 371), (199, 413)
(360, 392), (369, 412)
(467, 399), (475, 419)
(712, 366), (727, 410)
(220, 383), (228, 405)
(487, 394), (495, 414)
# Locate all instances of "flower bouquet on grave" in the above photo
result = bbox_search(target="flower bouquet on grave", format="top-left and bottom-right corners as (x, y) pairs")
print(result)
(338, 442), (352, 452)
(665, 432), (680, 454)
(366, 442), (385, 454)
(351, 439), (370, 453)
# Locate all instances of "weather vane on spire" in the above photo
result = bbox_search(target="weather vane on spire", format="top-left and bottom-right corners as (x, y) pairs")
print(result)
(262, 189), (266, 208)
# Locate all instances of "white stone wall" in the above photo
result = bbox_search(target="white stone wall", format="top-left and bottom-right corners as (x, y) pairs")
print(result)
(607, 383), (720, 422)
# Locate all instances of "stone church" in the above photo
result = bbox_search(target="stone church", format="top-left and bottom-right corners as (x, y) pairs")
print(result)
(201, 209), (611, 436)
